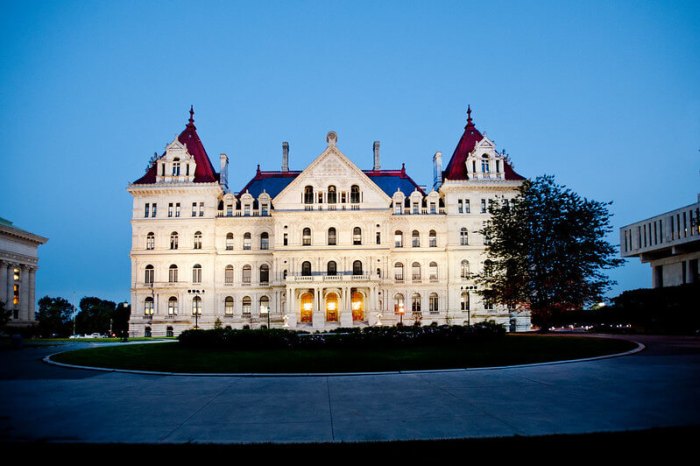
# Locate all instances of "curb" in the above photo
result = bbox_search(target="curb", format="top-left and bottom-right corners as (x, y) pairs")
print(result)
(43, 337), (646, 378)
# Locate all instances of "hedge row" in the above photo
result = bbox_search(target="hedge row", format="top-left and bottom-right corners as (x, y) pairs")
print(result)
(178, 322), (505, 350)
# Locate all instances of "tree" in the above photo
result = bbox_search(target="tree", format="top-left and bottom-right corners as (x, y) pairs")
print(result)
(478, 175), (624, 329)
(0, 300), (11, 331)
(112, 302), (131, 336)
(36, 296), (75, 337)
(75, 297), (117, 335)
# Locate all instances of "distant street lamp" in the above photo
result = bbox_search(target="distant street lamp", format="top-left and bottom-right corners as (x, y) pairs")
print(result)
(398, 303), (405, 326)
(188, 289), (204, 329)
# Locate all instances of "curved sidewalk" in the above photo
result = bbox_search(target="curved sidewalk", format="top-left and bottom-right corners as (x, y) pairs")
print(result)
(1, 335), (699, 443)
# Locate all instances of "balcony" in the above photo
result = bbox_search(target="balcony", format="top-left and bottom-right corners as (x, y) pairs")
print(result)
(287, 274), (377, 283)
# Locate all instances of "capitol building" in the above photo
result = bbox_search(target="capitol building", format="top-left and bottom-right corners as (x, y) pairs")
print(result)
(128, 107), (531, 337)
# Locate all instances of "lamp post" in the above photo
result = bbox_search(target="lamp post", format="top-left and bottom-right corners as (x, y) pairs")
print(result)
(188, 289), (204, 329)
(398, 304), (405, 326)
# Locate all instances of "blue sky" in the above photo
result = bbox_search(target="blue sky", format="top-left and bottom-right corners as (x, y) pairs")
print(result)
(2, 0), (698, 307)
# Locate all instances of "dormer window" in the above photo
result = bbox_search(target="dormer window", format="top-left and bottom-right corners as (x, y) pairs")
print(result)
(328, 185), (337, 204)
(172, 158), (181, 176)
(350, 185), (360, 203)
(304, 186), (314, 204)
(481, 155), (489, 173)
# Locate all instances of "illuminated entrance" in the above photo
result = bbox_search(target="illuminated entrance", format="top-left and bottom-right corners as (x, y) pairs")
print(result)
(351, 291), (364, 321)
(325, 292), (339, 322)
(300, 292), (313, 323)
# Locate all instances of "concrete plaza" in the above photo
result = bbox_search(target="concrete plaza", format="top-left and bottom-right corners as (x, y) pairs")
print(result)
(1, 335), (698, 443)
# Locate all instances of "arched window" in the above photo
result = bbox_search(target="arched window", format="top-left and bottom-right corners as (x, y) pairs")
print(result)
(429, 293), (439, 313)
(461, 291), (470, 311)
(429, 230), (437, 247)
(461, 260), (470, 279)
(412, 230), (420, 247)
(350, 185), (360, 203)
(226, 233), (234, 250)
(260, 264), (270, 284)
(394, 262), (404, 282)
(144, 265), (154, 285)
(394, 293), (405, 314)
(144, 297), (154, 315)
(353, 260), (363, 276)
(194, 231), (202, 249)
(302, 227), (311, 246)
(192, 264), (202, 284)
(429, 262), (438, 282)
(260, 296), (270, 315)
(301, 261), (311, 276)
(412, 262), (421, 282)
(242, 265), (252, 284)
(353, 227), (362, 245)
(327, 185), (337, 204)
(481, 154), (490, 173)
(460, 227), (469, 245)
(243, 232), (251, 250)
(484, 260), (493, 277)
(146, 232), (155, 250)
(168, 297), (178, 315)
(412, 293), (421, 313)
(327, 261), (337, 276)
(224, 265), (234, 285)
(394, 230), (403, 248)
(242, 296), (252, 315)
(260, 232), (269, 250)
(192, 296), (202, 316)
(224, 296), (234, 316)
(168, 264), (178, 283)
(304, 186), (314, 204)
(170, 232), (178, 250)
(328, 227), (337, 246)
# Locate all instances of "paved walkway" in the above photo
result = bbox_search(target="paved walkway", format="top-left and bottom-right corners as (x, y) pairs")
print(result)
(1, 335), (698, 443)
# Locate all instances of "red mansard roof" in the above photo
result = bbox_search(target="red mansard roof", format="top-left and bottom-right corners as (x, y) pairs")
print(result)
(443, 106), (524, 181)
(133, 107), (219, 184)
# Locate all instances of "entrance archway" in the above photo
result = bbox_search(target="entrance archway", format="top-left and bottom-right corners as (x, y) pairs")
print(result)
(300, 292), (313, 323)
(325, 292), (339, 322)
(351, 291), (365, 321)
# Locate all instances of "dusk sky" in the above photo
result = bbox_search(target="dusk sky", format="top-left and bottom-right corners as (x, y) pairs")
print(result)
(2, 0), (698, 308)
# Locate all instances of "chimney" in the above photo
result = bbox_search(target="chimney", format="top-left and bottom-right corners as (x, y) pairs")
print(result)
(433, 151), (443, 189)
(373, 141), (381, 171)
(219, 153), (229, 190)
(281, 141), (289, 172)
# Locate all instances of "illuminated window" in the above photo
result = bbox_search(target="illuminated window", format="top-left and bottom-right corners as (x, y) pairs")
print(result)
(144, 297), (154, 315)
(13, 284), (19, 305)
(192, 296), (202, 316)
(13, 268), (20, 281)
(394, 293), (405, 314)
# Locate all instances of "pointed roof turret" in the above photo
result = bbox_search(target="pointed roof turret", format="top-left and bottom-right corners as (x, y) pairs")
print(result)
(133, 106), (219, 184)
(442, 106), (484, 180)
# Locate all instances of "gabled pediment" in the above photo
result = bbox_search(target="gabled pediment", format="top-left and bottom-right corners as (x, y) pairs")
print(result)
(162, 137), (193, 162)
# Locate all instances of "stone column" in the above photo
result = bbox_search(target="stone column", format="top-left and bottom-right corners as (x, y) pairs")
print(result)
(313, 287), (324, 329)
(21, 266), (30, 321)
(0, 261), (7, 305)
(340, 286), (352, 327)
(28, 267), (36, 322)
(5, 263), (12, 309)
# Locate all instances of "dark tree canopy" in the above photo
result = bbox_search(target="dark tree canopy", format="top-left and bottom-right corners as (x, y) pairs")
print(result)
(36, 296), (75, 337)
(478, 175), (623, 328)
(0, 300), (11, 330)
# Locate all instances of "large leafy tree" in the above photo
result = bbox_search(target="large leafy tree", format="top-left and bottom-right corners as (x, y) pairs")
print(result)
(75, 297), (117, 335)
(0, 300), (11, 331)
(478, 175), (623, 329)
(36, 296), (75, 337)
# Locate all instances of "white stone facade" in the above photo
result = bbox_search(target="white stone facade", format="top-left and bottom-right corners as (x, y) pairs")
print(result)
(620, 196), (700, 287)
(128, 110), (531, 337)
(0, 218), (48, 328)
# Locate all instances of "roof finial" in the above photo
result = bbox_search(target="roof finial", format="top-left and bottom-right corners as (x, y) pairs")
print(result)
(467, 105), (472, 124)
(188, 105), (195, 125)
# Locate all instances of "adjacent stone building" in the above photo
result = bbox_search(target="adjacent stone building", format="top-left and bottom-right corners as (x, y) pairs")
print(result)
(128, 107), (531, 337)
(620, 196), (700, 287)
(0, 218), (48, 327)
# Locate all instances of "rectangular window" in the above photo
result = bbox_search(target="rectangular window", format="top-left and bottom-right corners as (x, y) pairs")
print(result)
(192, 202), (197, 217)
(283, 233), (288, 246)
(376, 232), (381, 245)
(225, 268), (234, 285)
(199, 202), (204, 217)
(394, 203), (401, 214)
(458, 200), (463, 214)
(152, 203), (157, 217)
(429, 295), (438, 313)
(244, 205), (250, 216)
(261, 204), (268, 216)
(465, 200), (470, 213)
(13, 284), (19, 305)
(193, 268), (202, 284)
(480, 199), (487, 214)
(412, 202), (419, 214)
(670, 215), (675, 240)
(168, 203), (173, 217)
(242, 268), (251, 284)
(430, 202), (436, 214)
(175, 203), (180, 217)
(683, 211), (687, 237)
(145, 203), (150, 218)
(495, 160), (501, 173)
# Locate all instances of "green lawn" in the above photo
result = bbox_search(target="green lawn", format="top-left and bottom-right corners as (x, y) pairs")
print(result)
(35, 337), (174, 343)
(50, 335), (637, 373)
